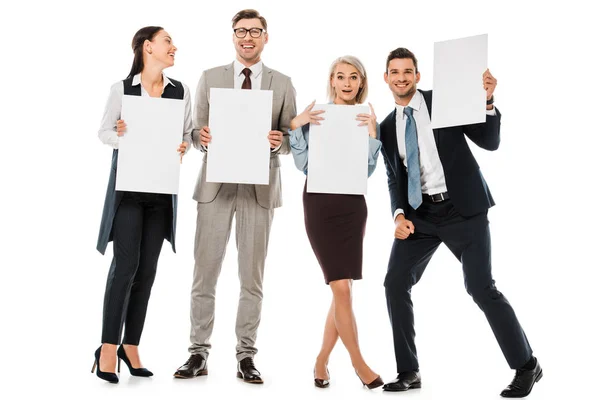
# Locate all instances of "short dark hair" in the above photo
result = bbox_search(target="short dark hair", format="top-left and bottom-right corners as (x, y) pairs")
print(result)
(386, 47), (418, 73)
(231, 9), (267, 31)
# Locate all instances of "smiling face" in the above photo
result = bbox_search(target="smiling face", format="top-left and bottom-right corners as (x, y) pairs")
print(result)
(145, 30), (177, 68)
(330, 62), (363, 105)
(232, 18), (268, 66)
(384, 57), (420, 105)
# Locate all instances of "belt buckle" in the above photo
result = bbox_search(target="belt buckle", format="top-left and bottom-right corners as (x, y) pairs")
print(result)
(431, 192), (445, 203)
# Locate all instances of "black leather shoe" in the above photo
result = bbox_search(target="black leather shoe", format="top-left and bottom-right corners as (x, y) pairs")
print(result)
(500, 358), (543, 398)
(237, 357), (263, 384)
(382, 370), (421, 392)
(173, 354), (208, 379)
(117, 345), (153, 377)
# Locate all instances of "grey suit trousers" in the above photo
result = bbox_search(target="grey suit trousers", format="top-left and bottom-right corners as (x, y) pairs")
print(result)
(189, 182), (274, 361)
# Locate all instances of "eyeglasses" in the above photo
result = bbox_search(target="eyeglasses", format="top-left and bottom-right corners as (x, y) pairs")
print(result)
(233, 28), (265, 38)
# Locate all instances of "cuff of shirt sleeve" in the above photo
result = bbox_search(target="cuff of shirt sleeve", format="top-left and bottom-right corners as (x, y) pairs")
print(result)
(288, 126), (303, 141)
(110, 135), (120, 149)
(486, 106), (497, 116)
(393, 208), (404, 221)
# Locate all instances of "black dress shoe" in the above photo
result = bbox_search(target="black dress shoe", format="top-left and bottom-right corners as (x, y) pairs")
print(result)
(382, 370), (421, 392)
(91, 346), (119, 383)
(500, 357), (543, 398)
(117, 345), (153, 377)
(237, 357), (263, 384)
(173, 354), (208, 379)
(314, 368), (330, 388)
(356, 371), (384, 389)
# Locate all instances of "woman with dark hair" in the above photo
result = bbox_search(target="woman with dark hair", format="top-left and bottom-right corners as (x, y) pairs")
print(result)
(289, 56), (383, 389)
(92, 26), (192, 383)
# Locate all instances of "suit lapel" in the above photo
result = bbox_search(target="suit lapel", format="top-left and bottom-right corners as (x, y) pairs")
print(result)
(433, 125), (440, 150)
(383, 109), (403, 172)
(420, 89), (441, 150)
(223, 62), (235, 88)
(261, 64), (273, 91)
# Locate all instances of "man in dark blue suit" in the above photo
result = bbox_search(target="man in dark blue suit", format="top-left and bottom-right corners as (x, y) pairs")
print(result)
(379, 48), (542, 398)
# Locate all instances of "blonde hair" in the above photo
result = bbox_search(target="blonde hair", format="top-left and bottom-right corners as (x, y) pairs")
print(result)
(327, 55), (368, 104)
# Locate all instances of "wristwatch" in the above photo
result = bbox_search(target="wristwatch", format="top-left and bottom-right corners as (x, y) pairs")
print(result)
(486, 95), (494, 105)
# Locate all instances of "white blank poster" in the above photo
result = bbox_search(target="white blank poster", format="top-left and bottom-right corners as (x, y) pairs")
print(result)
(307, 104), (369, 195)
(116, 95), (184, 194)
(431, 33), (488, 129)
(206, 88), (273, 185)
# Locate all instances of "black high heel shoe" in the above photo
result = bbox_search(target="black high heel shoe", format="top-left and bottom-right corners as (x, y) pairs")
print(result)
(91, 346), (119, 383)
(356, 370), (384, 389)
(117, 345), (153, 377)
(314, 367), (330, 388)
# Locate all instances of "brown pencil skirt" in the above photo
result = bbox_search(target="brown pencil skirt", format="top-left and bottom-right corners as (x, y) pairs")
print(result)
(302, 180), (367, 284)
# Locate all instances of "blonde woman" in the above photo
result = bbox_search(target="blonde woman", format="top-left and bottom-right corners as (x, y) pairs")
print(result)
(288, 56), (383, 389)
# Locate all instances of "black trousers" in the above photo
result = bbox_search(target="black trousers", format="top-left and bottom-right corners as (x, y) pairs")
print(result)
(384, 198), (532, 373)
(101, 191), (171, 345)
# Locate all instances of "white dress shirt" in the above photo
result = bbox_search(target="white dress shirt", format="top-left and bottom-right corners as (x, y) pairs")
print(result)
(98, 73), (193, 150)
(393, 90), (496, 220)
(233, 59), (263, 90)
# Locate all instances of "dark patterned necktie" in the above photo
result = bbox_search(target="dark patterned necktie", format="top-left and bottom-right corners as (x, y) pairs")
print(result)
(242, 68), (252, 90)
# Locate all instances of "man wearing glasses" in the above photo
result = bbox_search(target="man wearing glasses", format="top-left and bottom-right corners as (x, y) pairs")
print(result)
(174, 9), (297, 383)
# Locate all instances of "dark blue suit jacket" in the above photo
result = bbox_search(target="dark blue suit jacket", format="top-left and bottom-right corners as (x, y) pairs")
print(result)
(380, 89), (501, 218)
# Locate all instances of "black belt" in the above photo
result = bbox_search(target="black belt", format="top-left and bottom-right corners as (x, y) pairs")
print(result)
(423, 192), (450, 203)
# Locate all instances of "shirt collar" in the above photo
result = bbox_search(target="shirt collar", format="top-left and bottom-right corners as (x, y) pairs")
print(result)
(395, 90), (423, 118)
(131, 73), (174, 89)
(234, 59), (263, 78)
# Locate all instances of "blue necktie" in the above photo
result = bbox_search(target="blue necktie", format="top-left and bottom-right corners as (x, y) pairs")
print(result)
(404, 107), (422, 210)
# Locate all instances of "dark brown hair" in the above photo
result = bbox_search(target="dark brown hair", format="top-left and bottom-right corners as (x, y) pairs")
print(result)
(127, 26), (164, 79)
(231, 9), (267, 31)
(386, 47), (419, 73)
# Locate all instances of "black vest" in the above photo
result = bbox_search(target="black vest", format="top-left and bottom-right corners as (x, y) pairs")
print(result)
(123, 76), (184, 99)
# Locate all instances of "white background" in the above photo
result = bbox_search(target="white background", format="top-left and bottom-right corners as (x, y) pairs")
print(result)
(1, 1), (598, 399)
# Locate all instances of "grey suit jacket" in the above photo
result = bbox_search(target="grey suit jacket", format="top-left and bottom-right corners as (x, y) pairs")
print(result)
(191, 62), (297, 209)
